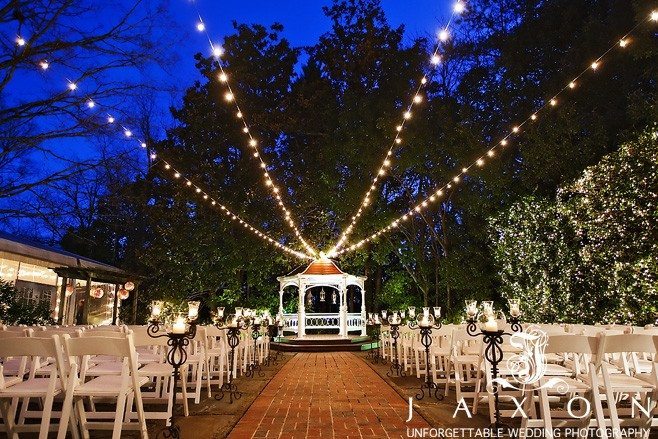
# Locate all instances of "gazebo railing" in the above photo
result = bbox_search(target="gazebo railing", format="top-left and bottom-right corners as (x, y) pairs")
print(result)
(282, 313), (364, 333)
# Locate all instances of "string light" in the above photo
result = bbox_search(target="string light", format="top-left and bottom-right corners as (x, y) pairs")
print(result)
(15, 36), (25, 46)
(333, 13), (656, 258)
(67, 81), (77, 91)
(327, 3), (466, 257)
(86, 100), (95, 109)
(107, 115), (115, 124)
(212, 45), (224, 58)
(39, 60), (49, 70)
(189, 7), (318, 258)
(196, 22), (206, 32)
(158, 161), (312, 260)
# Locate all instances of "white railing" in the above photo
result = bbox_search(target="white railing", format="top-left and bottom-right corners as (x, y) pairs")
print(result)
(282, 312), (364, 334)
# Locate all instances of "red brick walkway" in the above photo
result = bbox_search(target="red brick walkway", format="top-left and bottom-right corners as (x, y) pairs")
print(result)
(228, 352), (429, 439)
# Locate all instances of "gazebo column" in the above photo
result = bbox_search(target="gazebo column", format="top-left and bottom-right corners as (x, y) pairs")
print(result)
(360, 287), (367, 336)
(298, 283), (306, 337)
(278, 289), (284, 315)
(339, 280), (348, 338)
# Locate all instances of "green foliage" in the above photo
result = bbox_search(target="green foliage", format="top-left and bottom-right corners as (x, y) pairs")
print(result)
(491, 129), (658, 325)
(0, 279), (54, 326)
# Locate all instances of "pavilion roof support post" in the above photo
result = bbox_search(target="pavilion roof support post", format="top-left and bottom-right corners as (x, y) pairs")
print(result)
(57, 277), (68, 325)
(82, 273), (92, 325)
(111, 284), (119, 325)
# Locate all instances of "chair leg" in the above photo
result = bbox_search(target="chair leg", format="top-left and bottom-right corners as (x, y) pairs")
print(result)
(166, 375), (174, 426)
(0, 399), (19, 439)
(112, 391), (128, 439)
(75, 398), (90, 439)
(38, 386), (56, 439)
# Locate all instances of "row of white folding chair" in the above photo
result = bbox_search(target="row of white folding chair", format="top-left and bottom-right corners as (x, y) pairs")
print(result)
(521, 333), (657, 439)
(0, 332), (149, 439)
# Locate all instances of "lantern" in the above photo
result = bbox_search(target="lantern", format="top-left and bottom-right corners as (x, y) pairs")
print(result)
(90, 287), (104, 298)
(118, 288), (130, 300)
(124, 281), (135, 291)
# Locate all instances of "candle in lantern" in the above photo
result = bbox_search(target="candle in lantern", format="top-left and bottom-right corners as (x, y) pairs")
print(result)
(483, 316), (498, 332)
(254, 316), (262, 325)
(433, 307), (441, 318)
(151, 301), (163, 319)
(408, 307), (416, 319)
(188, 301), (200, 320)
(509, 299), (521, 317)
(482, 301), (494, 317)
(381, 310), (388, 319)
(172, 316), (186, 334)
(235, 307), (243, 317)
(465, 300), (478, 318)
(217, 307), (225, 318)
(419, 307), (431, 327)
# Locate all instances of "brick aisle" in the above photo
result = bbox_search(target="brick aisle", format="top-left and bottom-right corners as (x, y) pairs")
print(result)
(227, 352), (429, 439)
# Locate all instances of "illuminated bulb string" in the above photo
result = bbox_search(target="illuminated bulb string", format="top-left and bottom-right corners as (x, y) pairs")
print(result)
(333, 12), (657, 257)
(158, 160), (312, 260)
(192, 10), (318, 258)
(328, 1), (465, 257)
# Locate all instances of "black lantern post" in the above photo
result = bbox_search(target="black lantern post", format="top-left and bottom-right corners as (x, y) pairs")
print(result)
(366, 313), (385, 364)
(384, 310), (405, 377)
(245, 315), (265, 378)
(465, 299), (523, 433)
(213, 307), (250, 404)
(147, 300), (200, 439)
(407, 306), (444, 400)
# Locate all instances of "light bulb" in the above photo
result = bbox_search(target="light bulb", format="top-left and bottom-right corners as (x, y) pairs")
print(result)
(141, 142), (147, 148)
(396, 125), (402, 132)
(212, 46), (224, 57)
(150, 153), (157, 159)
(165, 164), (171, 170)
(500, 139), (508, 146)
(16, 36), (26, 46)
(224, 92), (234, 102)
(413, 95), (423, 104)
(453, 1), (465, 13)
(68, 82), (77, 91)
(531, 114), (537, 120)
(431, 54), (441, 65)
(249, 139), (257, 147)
(196, 22), (205, 32)
(421, 77), (427, 84)
(619, 39), (628, 48)
(86, 100), (95, 109)
(438, 30), (450, 42)
(186, 181), (192, 186)
(477, 158), (484, 167)
(242, 127), (249, 133)
(395, 138), (402, 144)
(174, 172), (181, 178)
(236, 111), (243, 118)
(107, 116), (115, 124)
(384, 159), (391, 166)
(39, 60), (49, 70)
(124, 130), (132, 137)
(591, 61), (599, 70)
(650, 10), (658, 21)
(549, 98), (557, 106)
(403, 111), (412, 119)
(512, 126), (519, 133)
(487, 150), (494, 157)
(218, 72), (228, 82)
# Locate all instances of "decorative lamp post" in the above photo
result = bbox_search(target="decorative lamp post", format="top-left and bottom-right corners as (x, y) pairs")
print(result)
(214, 308), (249, 403)
(366, 313), (385, 364)
(465, 299), (523, 432)
(407, 306), (443, 400)
(147, 300), (199, 439)
(385, 310), (405, 377)
(245, 314), (265, 378)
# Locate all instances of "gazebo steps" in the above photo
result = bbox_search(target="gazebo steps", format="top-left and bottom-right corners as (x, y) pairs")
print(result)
(271, 336), (375, 352)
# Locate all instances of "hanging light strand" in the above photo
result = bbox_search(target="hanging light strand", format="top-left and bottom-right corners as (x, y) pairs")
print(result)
(157, 160), (313, 260)
(328, 2), (466, 257)
(191, 8), (318, 258)
(332, 12), (656, 258)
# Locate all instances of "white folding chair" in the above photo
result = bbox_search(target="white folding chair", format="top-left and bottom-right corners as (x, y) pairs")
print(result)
(61, 334), (149, 439)
(0, 335), (78, 439)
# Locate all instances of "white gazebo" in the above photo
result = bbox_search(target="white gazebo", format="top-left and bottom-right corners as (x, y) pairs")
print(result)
(277, 258), (366, 337)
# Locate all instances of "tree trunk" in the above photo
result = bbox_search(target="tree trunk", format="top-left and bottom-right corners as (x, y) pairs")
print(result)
(374, 264), (383, 312)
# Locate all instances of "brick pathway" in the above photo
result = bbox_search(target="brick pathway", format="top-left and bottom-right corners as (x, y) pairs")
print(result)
(228, 352), (429, 439)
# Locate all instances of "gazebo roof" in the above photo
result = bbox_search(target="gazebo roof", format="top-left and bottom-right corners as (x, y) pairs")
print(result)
(302, 259), (344, 275)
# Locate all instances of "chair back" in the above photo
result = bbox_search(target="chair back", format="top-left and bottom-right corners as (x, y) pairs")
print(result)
(0, 335), (66, 387)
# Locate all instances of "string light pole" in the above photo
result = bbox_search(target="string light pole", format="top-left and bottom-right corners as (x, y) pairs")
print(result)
(407, 306), (444, 401)
(383, 310), (406, 377)
(465, 299), (523, 433)
(147, 301), (200, 439)
(214, 307), (250, 404)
